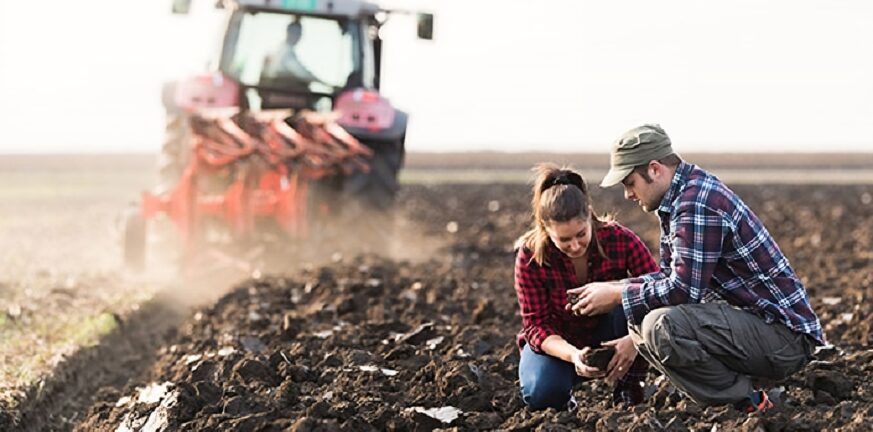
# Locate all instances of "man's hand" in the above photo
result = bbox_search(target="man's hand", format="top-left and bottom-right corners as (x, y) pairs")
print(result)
(602, 335), (638, 385)
(566, 282), (623, 316)
(571, 347), (607, 378)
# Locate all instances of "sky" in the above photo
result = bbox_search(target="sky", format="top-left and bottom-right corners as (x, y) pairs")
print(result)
(0, 0), (871, 154)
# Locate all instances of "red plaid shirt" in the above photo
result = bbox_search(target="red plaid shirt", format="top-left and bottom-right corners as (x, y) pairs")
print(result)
(515, 222), (658, 352)
(514, 222), (658, 403)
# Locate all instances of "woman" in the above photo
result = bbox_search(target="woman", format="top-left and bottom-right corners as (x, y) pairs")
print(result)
(514, 164), (658, 409)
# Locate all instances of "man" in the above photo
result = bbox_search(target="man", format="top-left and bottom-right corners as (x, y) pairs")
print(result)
(567, 124), (824, 412)
(262, 20), (327, 92)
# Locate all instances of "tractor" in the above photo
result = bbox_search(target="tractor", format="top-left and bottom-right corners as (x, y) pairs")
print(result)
(124, 0), (433, 271)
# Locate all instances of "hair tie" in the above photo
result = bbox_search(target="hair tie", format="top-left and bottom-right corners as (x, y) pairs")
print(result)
(543, 170), (586, 192)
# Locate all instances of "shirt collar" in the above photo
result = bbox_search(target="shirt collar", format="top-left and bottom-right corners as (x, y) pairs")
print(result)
(657, 161), (693, 215)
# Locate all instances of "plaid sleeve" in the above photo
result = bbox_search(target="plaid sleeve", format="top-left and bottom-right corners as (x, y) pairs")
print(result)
(622, 203), (729, 325)
(624, 272), (667, 285)
(514, 248), (559, 353)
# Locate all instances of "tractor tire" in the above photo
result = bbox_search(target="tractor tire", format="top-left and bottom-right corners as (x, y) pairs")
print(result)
(345, 138), (404, 211)
(124, 206), (146, 271)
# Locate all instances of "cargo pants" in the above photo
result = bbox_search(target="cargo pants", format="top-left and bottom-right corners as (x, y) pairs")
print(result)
(629, 303), (815, 405)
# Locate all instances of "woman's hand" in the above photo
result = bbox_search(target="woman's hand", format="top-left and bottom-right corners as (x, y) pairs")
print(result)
(571, 347), (607, 378)
(602, 335), (638, 385)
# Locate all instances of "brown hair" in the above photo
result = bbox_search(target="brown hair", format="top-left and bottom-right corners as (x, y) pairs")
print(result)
(515, 163), (609, 266)
(632, 153), (682, 183)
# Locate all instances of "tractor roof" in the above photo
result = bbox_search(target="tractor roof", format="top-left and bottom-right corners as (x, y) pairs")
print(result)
(232, 0), (381, 17)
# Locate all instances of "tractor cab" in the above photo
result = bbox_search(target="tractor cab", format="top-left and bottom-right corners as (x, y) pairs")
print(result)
(220, 5), (378, 112)
(172, 0), (431, 116)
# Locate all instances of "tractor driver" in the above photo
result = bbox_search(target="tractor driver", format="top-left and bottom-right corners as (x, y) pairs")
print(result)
(261, 19), (329, 93)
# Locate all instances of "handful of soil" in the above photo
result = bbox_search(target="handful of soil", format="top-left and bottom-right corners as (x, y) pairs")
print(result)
(567, 294), (580, 306)
(584, 347), (615, 371)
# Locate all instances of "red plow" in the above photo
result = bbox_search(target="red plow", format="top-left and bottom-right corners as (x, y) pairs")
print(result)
(125, 110), (373, 270)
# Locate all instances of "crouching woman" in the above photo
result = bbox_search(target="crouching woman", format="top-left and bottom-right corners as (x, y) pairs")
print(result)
(514, 164), (657, 409)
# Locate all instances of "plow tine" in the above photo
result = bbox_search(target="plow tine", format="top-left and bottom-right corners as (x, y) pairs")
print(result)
(270, 119), (309, 151)
(191, 116), (256, 167)
(323, 122), (373, 157)
(217, 118), (257, 155)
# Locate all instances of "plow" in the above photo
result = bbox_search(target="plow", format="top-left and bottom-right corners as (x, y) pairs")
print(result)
(125, 109), (375, 270)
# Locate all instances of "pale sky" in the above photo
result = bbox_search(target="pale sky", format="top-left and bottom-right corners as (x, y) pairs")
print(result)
(1, 0), (872, 154)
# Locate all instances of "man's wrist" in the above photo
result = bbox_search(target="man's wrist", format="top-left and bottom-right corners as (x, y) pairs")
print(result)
(613, 282), (624, 306)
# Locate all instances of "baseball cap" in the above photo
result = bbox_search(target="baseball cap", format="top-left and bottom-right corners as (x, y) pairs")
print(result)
(600, 124), (675, 187)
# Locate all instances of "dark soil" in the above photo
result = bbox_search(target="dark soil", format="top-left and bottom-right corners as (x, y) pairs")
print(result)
(3, 298), (185, 431)
(584, 347), (616, 371)
(70, 183), (873, 431)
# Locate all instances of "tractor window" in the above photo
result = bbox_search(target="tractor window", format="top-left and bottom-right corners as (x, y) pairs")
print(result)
(222, 12), (364, 93)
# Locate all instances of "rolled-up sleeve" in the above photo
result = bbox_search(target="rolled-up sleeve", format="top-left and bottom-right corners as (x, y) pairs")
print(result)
(514, 248), (559, 353)
(622, 203), (729, 325)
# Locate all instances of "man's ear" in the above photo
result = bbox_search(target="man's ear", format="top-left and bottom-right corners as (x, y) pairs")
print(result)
(648, 160), (660, 180)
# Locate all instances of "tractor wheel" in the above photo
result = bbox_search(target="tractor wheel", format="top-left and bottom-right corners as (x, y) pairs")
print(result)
(346, 137), (404, 211)
(123, 207), (146, 271)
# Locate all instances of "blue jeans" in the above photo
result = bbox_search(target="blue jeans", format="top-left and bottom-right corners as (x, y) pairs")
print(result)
(518, 305), (629, 410)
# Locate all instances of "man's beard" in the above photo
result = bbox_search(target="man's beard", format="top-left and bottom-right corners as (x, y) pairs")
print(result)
(641, 192), (666, 212)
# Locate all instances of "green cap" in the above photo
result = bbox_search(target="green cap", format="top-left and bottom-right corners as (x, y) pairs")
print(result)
(600, 124), (674, 187)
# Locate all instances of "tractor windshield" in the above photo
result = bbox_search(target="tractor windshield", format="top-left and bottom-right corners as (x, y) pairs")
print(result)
(220, 11), (371, 100)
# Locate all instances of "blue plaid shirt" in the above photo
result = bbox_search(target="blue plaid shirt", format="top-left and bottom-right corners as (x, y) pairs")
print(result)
(621, 162), (825, 345)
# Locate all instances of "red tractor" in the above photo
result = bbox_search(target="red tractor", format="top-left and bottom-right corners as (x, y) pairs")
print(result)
(124, 0), (433, 271)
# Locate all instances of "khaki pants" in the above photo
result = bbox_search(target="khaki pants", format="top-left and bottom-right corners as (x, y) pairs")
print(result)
(629, 303), (814, 406)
